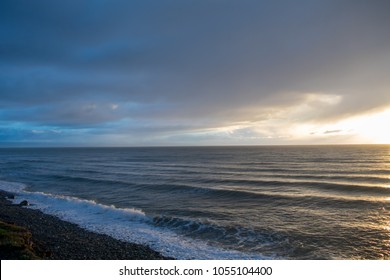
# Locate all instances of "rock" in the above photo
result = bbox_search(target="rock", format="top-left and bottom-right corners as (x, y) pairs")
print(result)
(1, 191), (15, 199)
(19, 200), (29, 206)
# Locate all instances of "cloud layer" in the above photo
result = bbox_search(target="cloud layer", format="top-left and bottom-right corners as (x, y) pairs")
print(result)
(1, 0), (390, 146)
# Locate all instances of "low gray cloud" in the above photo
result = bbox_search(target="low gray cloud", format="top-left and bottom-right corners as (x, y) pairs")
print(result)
(324, 130), (342, 135)
(1, 0), (389, 145)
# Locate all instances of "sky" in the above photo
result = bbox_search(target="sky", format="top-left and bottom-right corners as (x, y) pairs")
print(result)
(1, 0), (390, 147)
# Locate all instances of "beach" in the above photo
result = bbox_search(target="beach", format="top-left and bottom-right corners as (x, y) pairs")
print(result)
(0, 190), (170, 260)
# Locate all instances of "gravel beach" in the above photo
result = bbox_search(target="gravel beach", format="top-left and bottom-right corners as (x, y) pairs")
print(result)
(0, 190), (171, 260)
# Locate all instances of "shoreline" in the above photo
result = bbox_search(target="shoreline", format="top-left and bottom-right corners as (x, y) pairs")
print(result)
(0, 190), (172, 260)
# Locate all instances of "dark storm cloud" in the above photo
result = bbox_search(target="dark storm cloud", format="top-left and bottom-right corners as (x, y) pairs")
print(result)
(1, 0), (390, 145)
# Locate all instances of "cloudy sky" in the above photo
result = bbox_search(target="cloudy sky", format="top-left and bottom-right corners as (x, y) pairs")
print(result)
(1, 0), (390, 146)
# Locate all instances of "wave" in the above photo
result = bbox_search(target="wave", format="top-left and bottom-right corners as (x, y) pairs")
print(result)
(151, 215), (286, 253)
(134, 181), (390, 205)
(0, 180), (267, 260)
(46, 174), (132, 186)
(43, 172), (390, 199)
(203, 178), (390, 196)
(8, 166), (390, 198)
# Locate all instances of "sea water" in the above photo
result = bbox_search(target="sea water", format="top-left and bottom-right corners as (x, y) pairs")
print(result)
(1, 146), (389, 259)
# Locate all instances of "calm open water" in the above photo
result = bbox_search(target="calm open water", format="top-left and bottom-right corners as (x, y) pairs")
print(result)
(1, 145), (389, 259)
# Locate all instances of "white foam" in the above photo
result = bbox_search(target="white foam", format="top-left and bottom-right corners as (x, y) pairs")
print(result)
(0, 180), (26, 192)
(0, 180), (266, 260)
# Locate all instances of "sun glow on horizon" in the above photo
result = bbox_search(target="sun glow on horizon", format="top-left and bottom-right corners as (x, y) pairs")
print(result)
(341, 108), (390, 144)
(288, 107), (390, 145)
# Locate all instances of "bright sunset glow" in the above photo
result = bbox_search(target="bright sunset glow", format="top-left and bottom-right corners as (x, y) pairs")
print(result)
(343, 109), (390, 144)
(297, 108), (390, 144)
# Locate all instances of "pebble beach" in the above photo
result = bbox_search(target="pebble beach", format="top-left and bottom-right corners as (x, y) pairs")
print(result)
(0, 190), (170, 260)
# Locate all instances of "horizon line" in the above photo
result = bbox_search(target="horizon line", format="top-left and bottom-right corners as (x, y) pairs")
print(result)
(0, 143), (389, 149)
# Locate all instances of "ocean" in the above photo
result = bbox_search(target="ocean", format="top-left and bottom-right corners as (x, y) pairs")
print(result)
(0, 145), (389, 259)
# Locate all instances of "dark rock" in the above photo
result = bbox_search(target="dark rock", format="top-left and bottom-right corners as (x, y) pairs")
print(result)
(19, 200), (29, 206)
(1, 191), (15, 200)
